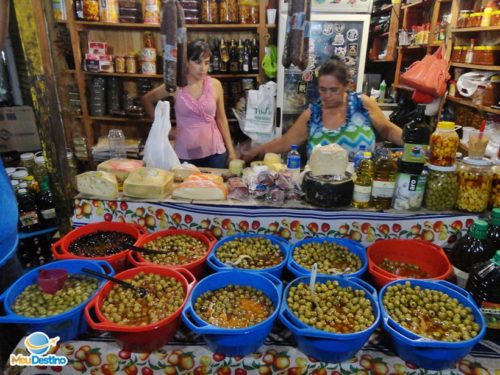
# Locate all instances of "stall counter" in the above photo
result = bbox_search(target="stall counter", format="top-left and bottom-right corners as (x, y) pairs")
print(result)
(72, 196), (478, 247)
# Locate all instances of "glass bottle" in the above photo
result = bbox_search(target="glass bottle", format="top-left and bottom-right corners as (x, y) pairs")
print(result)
(370, 142), (398, 210)
(229, 40), (239, 73)
(429, 121), (459, 166)
(237, 39), (245, 70)
(220, 39), (229, 73)
(33, 156), (49, 187)
(242, 41), (250, 73)
(487, 208), (500, 256)
(465, 38), (476, 64)
(19, 152), (36, 175)
(38, 180), (57, 228)
(451, 219), (492, 287)
(212, 39), (221, 73)
(17, 188), (41, 232)
(352, 151), (374, 209)
(465, 250), (500, 341)
(108, 129), (126, 159)
(401, 104), (430, 167)
(456, 157), (493, 213)
(251, 38), (259, 73)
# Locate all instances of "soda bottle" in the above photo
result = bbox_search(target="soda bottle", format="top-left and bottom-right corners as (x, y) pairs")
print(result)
(487, 208), (500, 254)
(352, 151), (374, 209)
(17, 188), (41, 232)
(287, 144), (301, 181)
(451, 219), (494, 287)
(370, 143), (398, 210)
(401, 104), (431, 167)
(465, 250), (500, 341)
(353, 145), (367, 169)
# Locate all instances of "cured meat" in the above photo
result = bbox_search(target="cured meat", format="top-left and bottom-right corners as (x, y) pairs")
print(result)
(176, 1), (188, 87)
(227, 177), (249, 201)
(282, 0), (297, 68)
(161, 0), (178, 92)
(290, 0), (307, 69)
(298, 0), (312, 70)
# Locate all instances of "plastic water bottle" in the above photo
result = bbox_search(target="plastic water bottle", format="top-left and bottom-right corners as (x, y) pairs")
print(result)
(287, 144), (301, 181)
(353, 145), (367, 169)
(378, 80), (386, 103)
(108, 129), (126, 159)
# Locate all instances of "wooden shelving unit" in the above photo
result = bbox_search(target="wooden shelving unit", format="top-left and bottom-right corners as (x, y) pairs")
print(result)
(450, 26), (500, 32)
(56, 0), (276, 160)
(368, 2), (401, 62)
(447, 96), (500, 115)
(451, 63), (500, 71)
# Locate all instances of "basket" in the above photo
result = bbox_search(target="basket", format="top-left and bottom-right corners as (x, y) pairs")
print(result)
(181, 270), (282, 356)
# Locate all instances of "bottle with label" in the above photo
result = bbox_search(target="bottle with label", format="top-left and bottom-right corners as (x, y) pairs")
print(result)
(392, 162), (427, 210)
(220, 39), (229, 73)
(108, 129), (126, 159)
(370, 143), (398, 209)
(229, 40), (239, 73)
(353, 145), (367, 169)
(242, 41), (250, 73)
(401, 104), (430, 167)
(237, 39), (244, 69)
(212, 39), (221, 73)
(352, 151), (374, 209)
(251, 38), (259, 73)
(286, 144), (301, 181)
(378, 80), (386, 103)
(17, 188), (41, 232)
(465, 250), (500, 341)
(451, 219), (493, 287)
(488, 208), (500, 255)
(38, 180), (57, 228)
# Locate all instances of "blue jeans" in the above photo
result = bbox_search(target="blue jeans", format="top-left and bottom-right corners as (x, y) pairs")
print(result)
(180, 152), (227, 168)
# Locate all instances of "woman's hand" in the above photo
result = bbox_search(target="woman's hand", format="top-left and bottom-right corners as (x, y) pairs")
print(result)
(241, 147), (260, 163)
(227, 150), (238, 162)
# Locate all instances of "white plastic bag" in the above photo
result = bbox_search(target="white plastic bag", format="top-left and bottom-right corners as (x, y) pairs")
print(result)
(244, 82), (277, 133)
(143, 101), (180, 170)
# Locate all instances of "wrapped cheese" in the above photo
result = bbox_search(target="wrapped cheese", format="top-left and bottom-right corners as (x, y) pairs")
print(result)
(309, 144), (348, 177)
(186, 173), (223, 185)
(76, 171), (119, 199)
(171, 163), (200, 182)
(263, 153), (281, 167)
(172, 174), (227, 200)
(97, 159), (145, 184)
(123, 167), (174, 199)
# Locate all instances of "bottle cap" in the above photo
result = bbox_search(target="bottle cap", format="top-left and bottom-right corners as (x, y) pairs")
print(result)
(491, 208), (500, 226)
(427, 164), (457, 172)
(363, 151), (372, 158)
(470, 219), (488, 239)
(437, 121), (455, 130)
(35, 156), (46, 165)
(291, 144), (298, 151)
(493, 250), (500, 266)
(20, 152), (35, 161)
(5, 167), (16, 177)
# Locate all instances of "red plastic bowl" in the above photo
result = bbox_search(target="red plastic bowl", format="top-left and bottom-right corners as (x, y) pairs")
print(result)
(367, 239), (453, 287)
(128, 229), (216, 279)
(84, 265), (196, 352)
(51, 222), (146, 271)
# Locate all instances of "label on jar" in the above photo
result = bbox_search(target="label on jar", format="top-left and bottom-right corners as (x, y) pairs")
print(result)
(353, 184), (371, 203)
(392, 173), (427, 210)
(481, 301), (500, 330)
(41, 208), (57, 220)
(371, 180), (395, 198)
(19, 210), (40, 228)
(402, 143), (428, 163)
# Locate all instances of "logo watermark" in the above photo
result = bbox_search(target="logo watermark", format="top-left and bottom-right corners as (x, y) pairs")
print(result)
(10, 332), (68, 366)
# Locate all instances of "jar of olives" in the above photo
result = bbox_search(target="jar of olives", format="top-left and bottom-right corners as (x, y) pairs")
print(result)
(424, 164), (457, 211)
(457, 158), (493, 213)
(490, 162), (500, 208)
(429, 121), (459, 167)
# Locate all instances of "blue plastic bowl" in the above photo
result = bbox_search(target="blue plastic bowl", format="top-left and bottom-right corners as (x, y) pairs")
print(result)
(206, 234), (290, 278)
(379, 279), (486, 370)
(181, 270), (282, 356)
(280, 276), (380, 363)
(0, 259), (114, 342)
(288, 237), (367, 278)
(0, 236), (23, 295)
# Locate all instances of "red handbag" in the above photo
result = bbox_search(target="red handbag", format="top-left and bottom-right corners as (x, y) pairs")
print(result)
(400, 46), (450, 97)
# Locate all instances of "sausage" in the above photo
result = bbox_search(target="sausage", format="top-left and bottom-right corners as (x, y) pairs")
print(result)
(291, 0), (307, 69)
(297, 0), (312, 71)
(176, 1), (187, 87)
(282, 0), (296, 68)
(161, 0), (177, 92)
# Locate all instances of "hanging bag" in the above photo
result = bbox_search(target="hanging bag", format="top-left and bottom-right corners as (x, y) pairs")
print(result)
(400, 45), (450, 97)
(143, 100), (180, 170)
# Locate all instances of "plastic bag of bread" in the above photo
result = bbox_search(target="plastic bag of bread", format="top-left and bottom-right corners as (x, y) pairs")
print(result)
(123, 167), (174, 199)
(172, 174), (227, 201)
(77, 171), (118, 199)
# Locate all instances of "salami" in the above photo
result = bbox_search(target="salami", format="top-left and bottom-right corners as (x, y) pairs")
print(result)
(297, 0), (312, 71)
(176, 1), (188, 87)
(161, 0), (178, 92)
(282, 0), (296, 68)
(290, 0), (307, 69)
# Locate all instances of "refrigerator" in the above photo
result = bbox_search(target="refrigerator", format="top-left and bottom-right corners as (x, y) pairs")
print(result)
(276, 0), (373, 136)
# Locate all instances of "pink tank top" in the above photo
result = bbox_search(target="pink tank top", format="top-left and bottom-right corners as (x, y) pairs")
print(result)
(174, 76), (226, 160)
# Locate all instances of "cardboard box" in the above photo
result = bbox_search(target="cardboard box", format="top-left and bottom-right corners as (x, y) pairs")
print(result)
(0, 106), (41, 152)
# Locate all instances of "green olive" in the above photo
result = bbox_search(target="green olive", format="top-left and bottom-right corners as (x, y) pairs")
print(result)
(144, 234), (207, 266)
(215, 237), (283, 269)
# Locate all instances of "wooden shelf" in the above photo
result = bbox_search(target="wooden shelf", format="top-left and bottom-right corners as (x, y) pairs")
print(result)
(451, 26), (500, 33)
(401, 0), (429, 10)
(70, 71), (259, 79)
(451, 63), (500, 71)
(399, 45), (428, 49)
(73, 21), (266, 31)
(447, 96), (500, 115)
(372, 5), (393, 15)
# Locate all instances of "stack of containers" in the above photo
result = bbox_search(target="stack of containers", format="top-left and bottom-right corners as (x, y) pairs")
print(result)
(424, 121), (461, 211)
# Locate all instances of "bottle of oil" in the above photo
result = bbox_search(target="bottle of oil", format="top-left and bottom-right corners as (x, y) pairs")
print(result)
(219, 39), (229, 73)
(370, 143), (398, 209)
(401, 104), (430, 168)
(465, 250), (500, 341)
(352, 151), (374, 208)
(451, 219), (493, 287)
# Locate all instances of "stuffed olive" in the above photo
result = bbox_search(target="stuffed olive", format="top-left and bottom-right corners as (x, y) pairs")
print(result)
(143, 234), (207, 265)
(215, 237), (283, 269)
(379, 258), (431, 279)
(382, 281), (481, 342)
(293, 241), (362, 275)
(287, 280), (375, 333)
(194, 285), (274, 328)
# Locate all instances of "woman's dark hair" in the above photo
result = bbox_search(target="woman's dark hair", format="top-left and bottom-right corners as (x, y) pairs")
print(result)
(187, 40), (212, 61)
(318, 56), (349, 85)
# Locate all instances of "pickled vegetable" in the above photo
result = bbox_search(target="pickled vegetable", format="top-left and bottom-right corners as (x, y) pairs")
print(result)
(429, 134), (459, 166)
(194, 285), (274, 328)
(143, 234), (207, 265)
(69, 231), (135, 257)
(382, 281), (481, 342)
(457, 159), (492, 213)
(424, 166), (457, 211)
(490, 165), (500, 208)
(379, 258), (431, 278)
(215, 237), (284, 269)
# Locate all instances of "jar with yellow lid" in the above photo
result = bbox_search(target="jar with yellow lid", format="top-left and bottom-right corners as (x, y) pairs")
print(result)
(490, 163), (500, 209)
(456, 158), (493, 213)
(451, 46), (463, 62)
(469, 12), (483, 27)
(457, 10), (471, 28)
(492, 10), (500, 26)
(429, 121), (459, 167)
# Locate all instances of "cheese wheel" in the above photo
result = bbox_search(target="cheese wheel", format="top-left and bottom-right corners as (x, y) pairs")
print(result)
(77, 171), (119, 199)
(309, 144), (348, 177)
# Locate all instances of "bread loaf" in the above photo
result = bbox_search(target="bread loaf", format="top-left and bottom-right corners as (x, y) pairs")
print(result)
(77, 171), (119, 199)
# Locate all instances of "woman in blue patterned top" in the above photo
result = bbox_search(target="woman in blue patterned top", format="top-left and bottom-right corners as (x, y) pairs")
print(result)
(242, 57), (403, 162)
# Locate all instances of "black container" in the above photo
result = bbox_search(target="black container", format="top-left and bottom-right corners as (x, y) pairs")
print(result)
(487, 208), (500, 255)
(400, 104), (431, 169)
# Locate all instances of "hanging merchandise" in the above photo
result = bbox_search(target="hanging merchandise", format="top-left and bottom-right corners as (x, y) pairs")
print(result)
(162, 0), (178, 92)
(262, 45), (277, 79)
(283, 0), (312, 70)
(457, 71), (496, 98)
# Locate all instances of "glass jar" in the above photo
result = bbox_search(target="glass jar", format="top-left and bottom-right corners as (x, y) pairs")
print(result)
(114, 56), (126, 73)
(239, 0), (259, 24)
(491, 163), (500, 208)
(83, 0), (99, 21)
(19, 153), (36, 175)
(492, 10), (500, 26)
(201, 0), (219, 23)
(220, 0), (238, 23)
(429, 121), (460, 167)
(459, 46), (468, 63)
(457, 158), (493, 213)
(424, 164), (457, 211)
(449, 80), (457, 97)
(472, 46), (484, 64)
(126, 53), (137, 74)
(451, 46), (462, 62)
(469, 12), (483, 27)
(457, 10), (471, 28)
(33, 156), (49, 186)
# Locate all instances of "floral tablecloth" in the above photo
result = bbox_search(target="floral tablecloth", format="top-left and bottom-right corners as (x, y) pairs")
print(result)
(6, 328), (500, 375)
(72, 198), (478, 248)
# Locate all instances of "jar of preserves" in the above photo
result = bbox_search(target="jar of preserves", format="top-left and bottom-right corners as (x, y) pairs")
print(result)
(424, 164), (458, 211)
(126, 53), (137, 74)
(201, 0), (219, 23)
(472, 46), (484, 64)
(492, 10), (500, 26)
(114, 56), (126, 73)
(457, 158), (493, 213)
(449, 80), (457, 97)
(451, 46), (462, 62)
(457, 10), (471, 28)
(469, 12), (483, 27)
(19, 153), (36, 175)
(459, 46), (468, 63)
(429, 121), (459, 167)
(83, 0), (99, 21)
(239, 0), (259, 24)
(491, 163), (500, 208)
(220, 0), (238, 23)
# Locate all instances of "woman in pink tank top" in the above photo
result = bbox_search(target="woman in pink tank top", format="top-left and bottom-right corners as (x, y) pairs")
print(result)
(142, 41), (236, 168)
